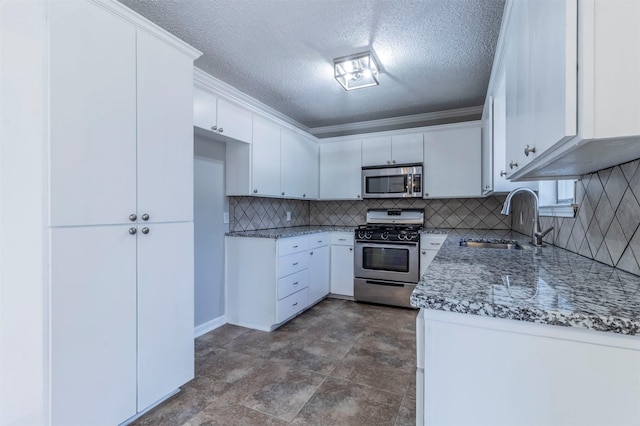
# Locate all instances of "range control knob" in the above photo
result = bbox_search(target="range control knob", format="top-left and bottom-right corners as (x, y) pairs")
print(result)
(381, 232), (389, 240)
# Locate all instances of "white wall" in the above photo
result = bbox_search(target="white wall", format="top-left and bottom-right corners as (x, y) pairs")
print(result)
(0, 2), (49, 424)
(194, 136), (227, 329)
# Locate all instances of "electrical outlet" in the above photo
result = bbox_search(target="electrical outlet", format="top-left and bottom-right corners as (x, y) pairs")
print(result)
(223, 212), (229, 224)
(286, 211), (292, 221)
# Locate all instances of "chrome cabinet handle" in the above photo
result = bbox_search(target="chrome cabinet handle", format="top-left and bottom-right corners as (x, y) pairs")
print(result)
(218, 127), (223, 133)
(141, 227), (149, 234)
(524, 145), (536, 156)
(430, 242), (440, 246)
(142, 213), (149, 221)
(129, 214), (137, 221)
(338, 238), (346, 241)
(293, 281), (299, 285)
(292, 262), (298, 266)
(500, 170), (507, 177)
(293, 302), (298, 306)
(509, 161), (518, 169)
(129, 227), (137, 235)
(211, 125), (217, 131)
(293, 245), (298, 248)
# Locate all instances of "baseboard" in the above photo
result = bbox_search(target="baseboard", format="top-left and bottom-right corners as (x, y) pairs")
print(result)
(194, 315), (227, 338)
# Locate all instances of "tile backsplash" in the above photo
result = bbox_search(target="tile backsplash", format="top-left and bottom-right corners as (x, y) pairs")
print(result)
(511, 158), (640, 276)
(229, 195), (510, 231)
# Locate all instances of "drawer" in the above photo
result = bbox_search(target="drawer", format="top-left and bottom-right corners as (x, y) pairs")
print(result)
(278, 251), (308, 278)
(420, 234), (447, 249)
(276, 287), (309, 323)
(277, 269), (309, 300)
(308, 232), (330, 249)
(277, 235), (309, 257)
(330, 232), (354, 246)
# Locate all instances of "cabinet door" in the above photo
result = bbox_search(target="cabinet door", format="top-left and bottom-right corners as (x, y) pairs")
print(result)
(392, 133), (423, 164)
(51, 226), (137, 426)
(424, 124), (482, 198)
(137, 30), (194, 224)
(330, 244), (354, 296)
(193, 86), (218, 131)
(361, 136), (392, 166)
(217, 97), (253, 143)
(280, 127), (302, 198)
(301, 137), (319, 199)
(481, 97), (494, 195)
(49, 1), (136, 227)
(309, 245), (330, 304)
(137, 222), (194, 410)
(320, 139), (362, 200)
(252, 114), (281, 196)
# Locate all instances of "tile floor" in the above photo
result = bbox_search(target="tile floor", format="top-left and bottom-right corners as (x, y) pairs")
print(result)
(132, 298), (418, 425)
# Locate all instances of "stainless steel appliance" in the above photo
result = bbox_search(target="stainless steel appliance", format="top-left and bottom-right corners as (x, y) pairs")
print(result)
(361, 164), (422, 199)
(354, 209), (424, 308)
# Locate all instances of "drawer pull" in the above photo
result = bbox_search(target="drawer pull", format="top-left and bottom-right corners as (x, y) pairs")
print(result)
(293, 245), (299, 248)
(293, 281), (299, 285)
(293, 302), (298, 306)
(338, 238), (346, 241)
(430, 242), (440, 246)
(292, 262), (298, 266)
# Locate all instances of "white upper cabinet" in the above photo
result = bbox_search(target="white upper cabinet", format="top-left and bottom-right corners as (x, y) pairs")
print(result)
(424, 122), (482, 198)
(280, 127), (302, 198)
(49, 0), (137, 227)
(251, 114), (281, 197)
(361, 133), (423, 166)
(193, 87), (252, 144)
(320, 138), (363, 200)
(136, 30), (194, 224)
(495, 0), (640, 180)
(301, 136), (320, 199)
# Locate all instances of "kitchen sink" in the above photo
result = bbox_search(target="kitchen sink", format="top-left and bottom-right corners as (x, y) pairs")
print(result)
(459, 238), (524, 250)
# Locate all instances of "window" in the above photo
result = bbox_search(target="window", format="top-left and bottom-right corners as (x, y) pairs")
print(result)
(539, 180), (578, 217)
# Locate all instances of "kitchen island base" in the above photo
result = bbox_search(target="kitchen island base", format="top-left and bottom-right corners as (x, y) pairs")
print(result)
(416, 309), (640, 426)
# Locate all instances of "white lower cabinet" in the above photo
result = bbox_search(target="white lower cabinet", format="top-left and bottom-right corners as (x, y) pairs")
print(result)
(308, 234), (330, 304)
(330, 232), (355, 297)
(50, 222), (194, 425)
(226, 233), (330, 331)
(417, 309), (640, 426)
(419, 234), (447, 277)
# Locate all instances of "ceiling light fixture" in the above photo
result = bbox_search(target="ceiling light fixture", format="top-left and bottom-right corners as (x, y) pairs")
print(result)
(333, 51), (380, 91)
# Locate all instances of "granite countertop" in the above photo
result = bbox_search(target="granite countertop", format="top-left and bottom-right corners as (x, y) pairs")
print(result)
(226, 225), (356, 239)
(411, 229), (640, 335)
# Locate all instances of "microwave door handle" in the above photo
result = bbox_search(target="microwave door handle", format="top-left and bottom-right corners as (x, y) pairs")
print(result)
(408, 173), (413, 194)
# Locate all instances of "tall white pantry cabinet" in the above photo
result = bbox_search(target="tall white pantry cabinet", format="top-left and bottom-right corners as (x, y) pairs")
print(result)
(0, 0), (201, 425)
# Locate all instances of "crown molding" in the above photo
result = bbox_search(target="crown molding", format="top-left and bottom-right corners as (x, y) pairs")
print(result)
(193, 68), (312, 136)
(309, 106), (484, 137)
(89, 0), (202, 59)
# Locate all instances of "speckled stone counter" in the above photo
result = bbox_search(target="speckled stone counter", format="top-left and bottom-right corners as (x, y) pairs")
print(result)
(226, 226), (356, 239)
(411, 229), (640, 335)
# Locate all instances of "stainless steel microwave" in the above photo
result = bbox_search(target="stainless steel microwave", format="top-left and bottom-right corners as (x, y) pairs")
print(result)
(362, 164), (423, 198)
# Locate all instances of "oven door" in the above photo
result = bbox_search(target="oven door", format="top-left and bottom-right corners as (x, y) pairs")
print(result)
(354, 241), (419, 283)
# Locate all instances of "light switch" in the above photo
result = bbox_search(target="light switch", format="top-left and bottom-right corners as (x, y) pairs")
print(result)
(286, 211), (292, 221)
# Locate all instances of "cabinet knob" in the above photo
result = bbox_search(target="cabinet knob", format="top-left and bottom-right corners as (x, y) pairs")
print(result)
(211, 125), (217, 131)
(509, 161), (518, 170)
(500, 170), (507, 177)
(218, 127), (224, 133)
(392, 160), (396, 164)
(425, 192), (429, 197)
(129, 227), (137, 235)
(357, 194), (361, 198)
(421, 250), (426, 255)
(349, 247), (353, 251)
(524, 145), (536, 157)
(142, 213), (149, 221)
(387, 160), (391, 164)
(129, 214), (137, 222)
(253, 189), (258, 193)
(310, 251), (314, 255)
(281, 192), (285, 196)
(141, 227), (149, 235)
(303, 194), (306, 198)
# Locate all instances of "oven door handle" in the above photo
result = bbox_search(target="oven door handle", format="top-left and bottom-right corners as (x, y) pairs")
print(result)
(364, 280), (406, 287)
(355, 241), (418, 247)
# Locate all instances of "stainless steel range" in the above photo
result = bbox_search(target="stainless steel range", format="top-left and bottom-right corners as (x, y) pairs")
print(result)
(354, 209), (424, 308)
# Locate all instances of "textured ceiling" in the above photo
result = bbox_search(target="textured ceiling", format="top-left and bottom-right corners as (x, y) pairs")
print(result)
(119, 0), (505, 130)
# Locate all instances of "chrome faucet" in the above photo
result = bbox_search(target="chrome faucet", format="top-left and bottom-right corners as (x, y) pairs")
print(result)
(500, 187), (554, 247)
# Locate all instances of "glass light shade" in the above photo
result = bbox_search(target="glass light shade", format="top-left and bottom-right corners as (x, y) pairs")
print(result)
(334, 51), (380, 91)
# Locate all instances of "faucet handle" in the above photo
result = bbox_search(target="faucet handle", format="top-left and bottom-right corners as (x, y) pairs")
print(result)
(534, 226), (554, 246)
